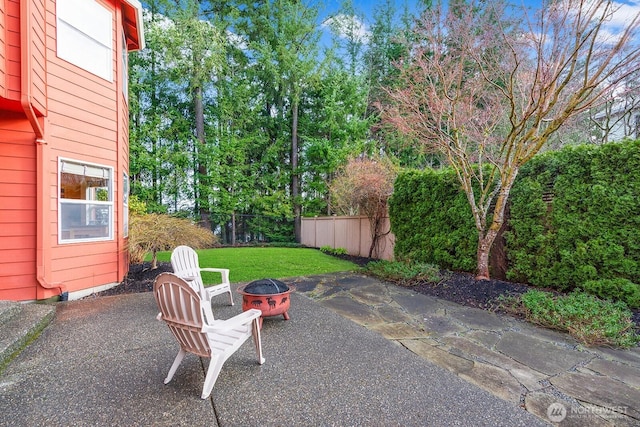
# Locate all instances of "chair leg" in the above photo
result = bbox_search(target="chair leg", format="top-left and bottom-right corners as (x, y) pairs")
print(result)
(165, 348), (187, 384)
(227, 289), (234, 306)
(202, 303), (216, 325)
(251, 318), (266, 365)
(201, 355), (225, 399)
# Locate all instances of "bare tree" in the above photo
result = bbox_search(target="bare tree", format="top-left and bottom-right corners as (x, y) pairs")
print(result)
(330, 156), (397, 258)
(380, 0), (640, 279)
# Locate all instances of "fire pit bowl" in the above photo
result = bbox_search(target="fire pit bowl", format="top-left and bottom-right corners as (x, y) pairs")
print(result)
(238, 279), (293, 323)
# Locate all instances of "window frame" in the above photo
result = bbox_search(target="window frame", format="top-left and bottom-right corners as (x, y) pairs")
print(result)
(56, 0), (113, 81)
(123, 172), (129, 238)
(58, 158), (114, 244)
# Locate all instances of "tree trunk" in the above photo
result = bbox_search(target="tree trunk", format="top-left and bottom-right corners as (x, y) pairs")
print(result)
(368, 217), (379, 258)
(194, 84), (211, 230)
(150, 33), (160, 207)
(291, 101), (301, 243)
(475, 171), (518, 280)
(231, 211), (236, 245)
(476, 235), (493, 280)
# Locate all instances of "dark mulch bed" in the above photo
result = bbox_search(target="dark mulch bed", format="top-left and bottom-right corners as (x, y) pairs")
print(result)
(411, 271), (531, 311)
(90, 254), (640, 329)
(91, 262), (174, 297)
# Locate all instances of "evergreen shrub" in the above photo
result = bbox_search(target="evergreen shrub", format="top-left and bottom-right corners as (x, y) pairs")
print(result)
(389, 169), (476, 271)
(506, 139), (640, 293)
(582, 278), (640, 309)
(389, 139), (640, 305)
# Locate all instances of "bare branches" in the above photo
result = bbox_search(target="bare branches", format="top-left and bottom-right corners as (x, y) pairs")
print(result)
(379, 0), (640, 278)
(330, 156), (397, 257)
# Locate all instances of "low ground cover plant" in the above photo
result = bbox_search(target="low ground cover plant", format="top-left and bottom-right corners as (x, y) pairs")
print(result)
(364, 259), (638, 348)
(364, 260), (444, 285)
(499, 290), (639, 348)
(320, 246), (348, 256)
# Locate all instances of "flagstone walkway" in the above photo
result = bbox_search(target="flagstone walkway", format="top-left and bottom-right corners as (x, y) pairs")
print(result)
(291, 272), (640, 426)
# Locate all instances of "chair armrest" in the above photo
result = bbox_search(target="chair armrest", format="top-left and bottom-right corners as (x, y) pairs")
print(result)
(202, 309), (262, 332)
(199, 268), (230, 284)
(173, 271), (197, 282)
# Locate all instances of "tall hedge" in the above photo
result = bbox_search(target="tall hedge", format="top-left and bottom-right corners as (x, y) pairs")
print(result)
(389, 139), (640, 302)
(389, 169), (477, 271)
(506, 139), (640, 290)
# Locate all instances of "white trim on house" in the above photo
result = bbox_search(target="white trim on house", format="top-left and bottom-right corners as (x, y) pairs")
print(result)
(58, 157), (114, 244)
(123, 0), (146, 50)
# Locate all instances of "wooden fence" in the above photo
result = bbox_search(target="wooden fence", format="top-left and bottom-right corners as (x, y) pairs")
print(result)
(301, 215), (395, 260)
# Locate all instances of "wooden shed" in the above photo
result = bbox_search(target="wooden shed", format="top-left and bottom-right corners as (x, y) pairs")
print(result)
(0, 0), (144, 301)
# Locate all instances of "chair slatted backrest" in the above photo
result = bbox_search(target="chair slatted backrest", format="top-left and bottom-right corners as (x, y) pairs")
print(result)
(170, 246), (205, 291)
(154, 273), (211, 358)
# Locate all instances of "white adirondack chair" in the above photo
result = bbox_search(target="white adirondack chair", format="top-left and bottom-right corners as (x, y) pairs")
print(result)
(170, 245), (234, 310)
(153, 272), (265, 399)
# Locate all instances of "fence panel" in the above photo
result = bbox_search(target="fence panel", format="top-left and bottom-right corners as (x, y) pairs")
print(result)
(301, 215), (395, 260)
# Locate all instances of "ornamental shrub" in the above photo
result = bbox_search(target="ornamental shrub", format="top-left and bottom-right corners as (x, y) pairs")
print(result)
(582, 278), (640, 309)
(129, 214), (217, 267)
(506, 139), (640, 292)
(389, 169), (477, 272)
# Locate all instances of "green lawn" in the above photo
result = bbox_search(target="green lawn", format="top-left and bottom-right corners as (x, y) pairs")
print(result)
(155, 247), (358, 284)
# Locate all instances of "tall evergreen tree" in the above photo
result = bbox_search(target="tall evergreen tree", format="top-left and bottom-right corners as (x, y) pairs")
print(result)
(238, 0), (322, 242)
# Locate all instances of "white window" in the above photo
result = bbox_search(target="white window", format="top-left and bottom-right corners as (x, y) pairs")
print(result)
(56, 0), (113, 81)
(59, 159), (114, 243)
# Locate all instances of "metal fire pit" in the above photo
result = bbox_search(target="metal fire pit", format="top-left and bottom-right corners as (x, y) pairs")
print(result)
(238, 279), (292, 324)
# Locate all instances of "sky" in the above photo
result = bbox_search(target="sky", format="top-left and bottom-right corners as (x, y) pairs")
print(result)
(318, 0), (640, 47)
(320, 0), (416, 41)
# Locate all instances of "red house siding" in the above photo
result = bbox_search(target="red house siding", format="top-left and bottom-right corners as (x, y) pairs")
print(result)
(3, 0), (20, 102)
(0, 113), (38, 301)
(0, 0), (6, 94)
(116, 13), (131, 280)
(0, 0), (143, 301)
(25, 0), (47, 115)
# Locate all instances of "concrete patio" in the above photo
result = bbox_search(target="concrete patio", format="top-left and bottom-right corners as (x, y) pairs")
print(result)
(1, 272), (638, 425)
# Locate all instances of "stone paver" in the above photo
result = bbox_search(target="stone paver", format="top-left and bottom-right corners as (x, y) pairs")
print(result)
(550, 372), (640, 420)
(525, 392), (611, 427)
(442, 336), (517, 368)
(421, 313), (468, 335)
(585, 358), (640, 389)
(316, 295), (381, 325)
(465, 330), (502, 348)
(349, 284), (393, 305)
(495, 331), (593, 375)
(376, 303), (416, 324)
(438, 335), (548, 393)
(369, 322), (431, 340)
(399, 339), (474, 375)
(292, 272), (640, 426)
(593, 346), (640, 368)
(458, 361), (524, 405)
(390, 292), (450, 316)
(446, 306), (515, 331)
